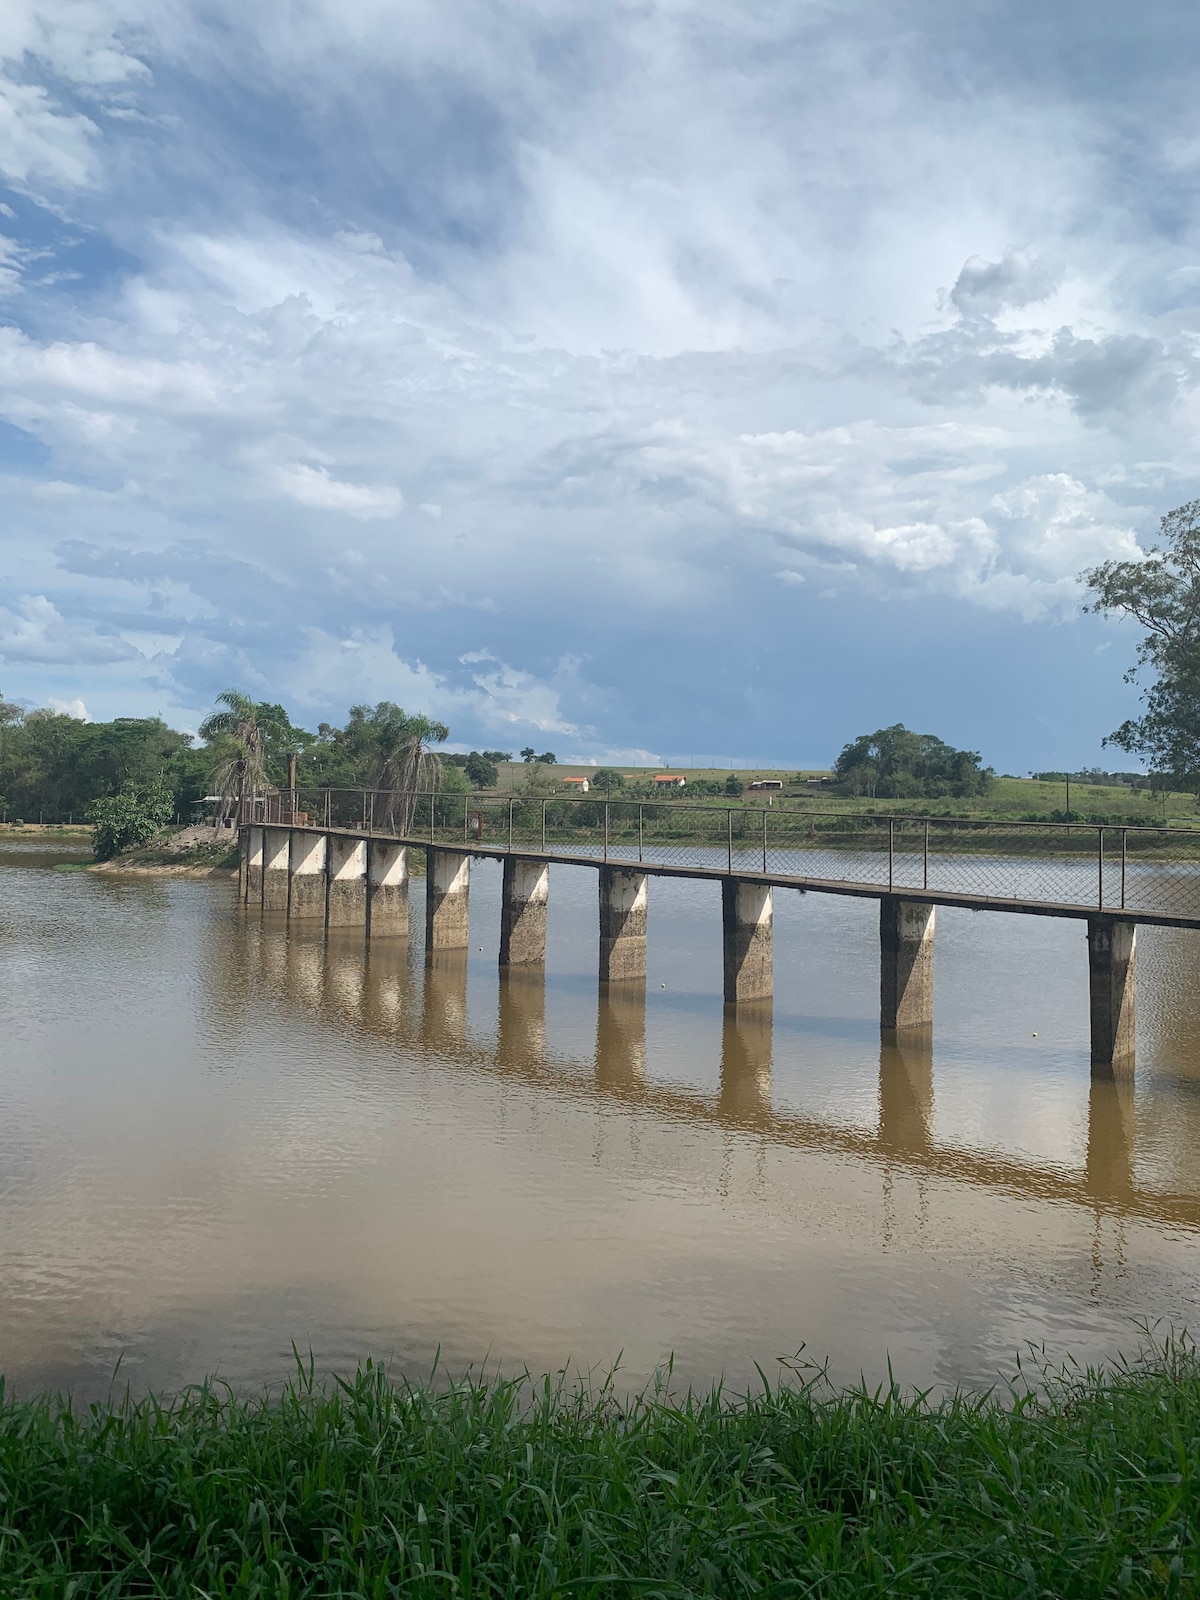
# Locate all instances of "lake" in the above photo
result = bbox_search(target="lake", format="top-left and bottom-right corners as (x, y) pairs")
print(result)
(2, 836), (1199, 1402)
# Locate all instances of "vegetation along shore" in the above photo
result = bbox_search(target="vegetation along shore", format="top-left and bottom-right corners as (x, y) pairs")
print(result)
(0, 1340), (1195, 1596)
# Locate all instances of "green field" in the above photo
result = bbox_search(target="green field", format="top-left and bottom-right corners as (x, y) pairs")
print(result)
(1, 1341), (1196, 1596)
(491, 767), (1197, 827)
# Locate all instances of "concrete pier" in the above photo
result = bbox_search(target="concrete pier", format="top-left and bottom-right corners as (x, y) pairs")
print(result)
(599, 866), (648, 982)
(262, 826), (291, 913)
(1088, 915), (1136, 1073)
(499, 857), (549, 966)
(426, 848), (471, 954)
(880, 896), (935, 1031)
(367, 839), (409, 936)
(243, 824), (264, 904)
(721, 879), (773, 1003)
(327, 835), (367, 927)
(288, 830), (327, 920)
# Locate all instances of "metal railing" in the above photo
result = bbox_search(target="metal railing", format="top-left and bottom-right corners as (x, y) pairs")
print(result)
(245, 788), (1200, 924)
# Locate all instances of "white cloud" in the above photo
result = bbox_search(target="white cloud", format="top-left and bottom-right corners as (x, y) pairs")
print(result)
(272, 463), (404, 518)
(0, 594), (135, 663)
(47, 695), (88, 717)
(0, 0), (1195, 761)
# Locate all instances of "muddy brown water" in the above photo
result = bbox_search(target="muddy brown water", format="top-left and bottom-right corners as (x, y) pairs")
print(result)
(2, 838), (1199, 1401)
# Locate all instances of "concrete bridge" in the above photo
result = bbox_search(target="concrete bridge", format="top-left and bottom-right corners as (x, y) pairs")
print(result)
(238, 791), (1200, 1074)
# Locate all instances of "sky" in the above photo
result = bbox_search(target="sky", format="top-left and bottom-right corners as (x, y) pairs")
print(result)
(0, 0), (1198, 770)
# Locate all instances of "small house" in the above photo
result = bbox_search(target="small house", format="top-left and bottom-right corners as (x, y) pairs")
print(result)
(654, 774), (687, 788)
(748, 779), (783, 792)
(562, 775), (590, 793)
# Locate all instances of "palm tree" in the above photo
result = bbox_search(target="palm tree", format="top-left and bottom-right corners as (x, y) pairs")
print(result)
(352, 702), (449, 832)
(199, 690), (291, 825)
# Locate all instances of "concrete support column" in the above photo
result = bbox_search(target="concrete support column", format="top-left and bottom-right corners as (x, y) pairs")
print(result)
(327, 835), (367, 928)
(880, 896), (935, 1031)
(288, 830), (327, 920)
(1088, 915), (1136, 1074)
(500, 857), (549, 966)
(722, 879), (773, 1003)
(262, 826), (291, 913)
(367, 839), (409, 936)
(242, 825), (264, 904)
(426, 848), (471, 954)
(599, 866), (648, 982)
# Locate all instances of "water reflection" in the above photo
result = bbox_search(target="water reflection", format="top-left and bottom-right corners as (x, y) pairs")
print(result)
(6, 857), (1200, 1403)
(233, 907), (1200, 1233)
(877, 1031), (933, 1159)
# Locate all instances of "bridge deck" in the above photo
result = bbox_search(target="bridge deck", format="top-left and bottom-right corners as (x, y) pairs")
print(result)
(277, 823), (1200, 930)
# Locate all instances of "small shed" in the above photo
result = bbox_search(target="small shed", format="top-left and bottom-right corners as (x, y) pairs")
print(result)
(654, 774), (687, 787)
(748, 779), (783, 791)
(562, 775), (590, 793)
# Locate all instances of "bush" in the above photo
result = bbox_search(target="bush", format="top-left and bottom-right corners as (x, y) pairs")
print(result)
(87, 780), (175, 861)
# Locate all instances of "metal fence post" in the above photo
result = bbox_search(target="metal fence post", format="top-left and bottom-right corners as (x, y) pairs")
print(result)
(923, 818), (929, 889)
(325, 789), (331, 829)
(1098, 826), (1104, 909)
(604, 801), (609, 861)
(888, 818), (894, 890)
(639, 804), (644, 863)
(362, 789), (367, 831)
(761, 807), (767, 873)
(727, 807), (733, 874)
(541, 797), (547, 853)
(1121, 827), (1127, 909)
(508, 797), (514, 852)
(429, 792), (435, 845)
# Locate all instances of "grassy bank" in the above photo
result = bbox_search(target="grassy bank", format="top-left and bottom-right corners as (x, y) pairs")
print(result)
(2, 1345), (1197, 1596)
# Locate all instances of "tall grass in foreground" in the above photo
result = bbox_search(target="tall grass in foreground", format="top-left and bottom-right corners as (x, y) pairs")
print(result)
(1, 1342), (1197, 1597)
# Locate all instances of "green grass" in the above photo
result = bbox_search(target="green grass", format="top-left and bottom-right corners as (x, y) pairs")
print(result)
(2, 1341), (1197, 1596)
(493, 768), (1195, 827)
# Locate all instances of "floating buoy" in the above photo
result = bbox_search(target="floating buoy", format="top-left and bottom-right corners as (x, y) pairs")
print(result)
(1032, 1032), (1038, 1037)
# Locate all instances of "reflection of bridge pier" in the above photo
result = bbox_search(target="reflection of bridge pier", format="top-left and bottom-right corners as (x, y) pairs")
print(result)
(878, 1030), (934, 1157)
(497, 971), (547, 1070)
(1086, 1076), (1136, 1203)
(420, 952), (469, 1054)
(719, 1005), (773, 1121)
(595, 983), (647, 1089)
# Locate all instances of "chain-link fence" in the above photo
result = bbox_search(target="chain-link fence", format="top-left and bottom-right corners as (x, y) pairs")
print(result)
(250, 789), (1200, 922)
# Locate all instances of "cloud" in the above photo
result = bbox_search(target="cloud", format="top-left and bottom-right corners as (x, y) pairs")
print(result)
(950, 251), (1060, 317)
(272, 463), (404, 518)
(0, 0), (1195, 766)
(0, 594), (136, 663)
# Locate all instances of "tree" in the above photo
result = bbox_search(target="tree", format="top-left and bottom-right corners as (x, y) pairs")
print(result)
(199, 691), (300, 822)
(537, 752), (557, 765)
(591, 767), (624, 793)
(725, 774), (744, 796)
(341, 702), (450, 830)
(1081, 500), (1200, 787)
(520, 747), (537, 763)
(834, 725), (991, 799)
(465, 751), (499, 789)
(88, 779), (175, 861)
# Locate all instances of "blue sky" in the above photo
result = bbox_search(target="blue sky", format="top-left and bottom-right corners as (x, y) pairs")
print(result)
(0, 0), (1197, 770)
